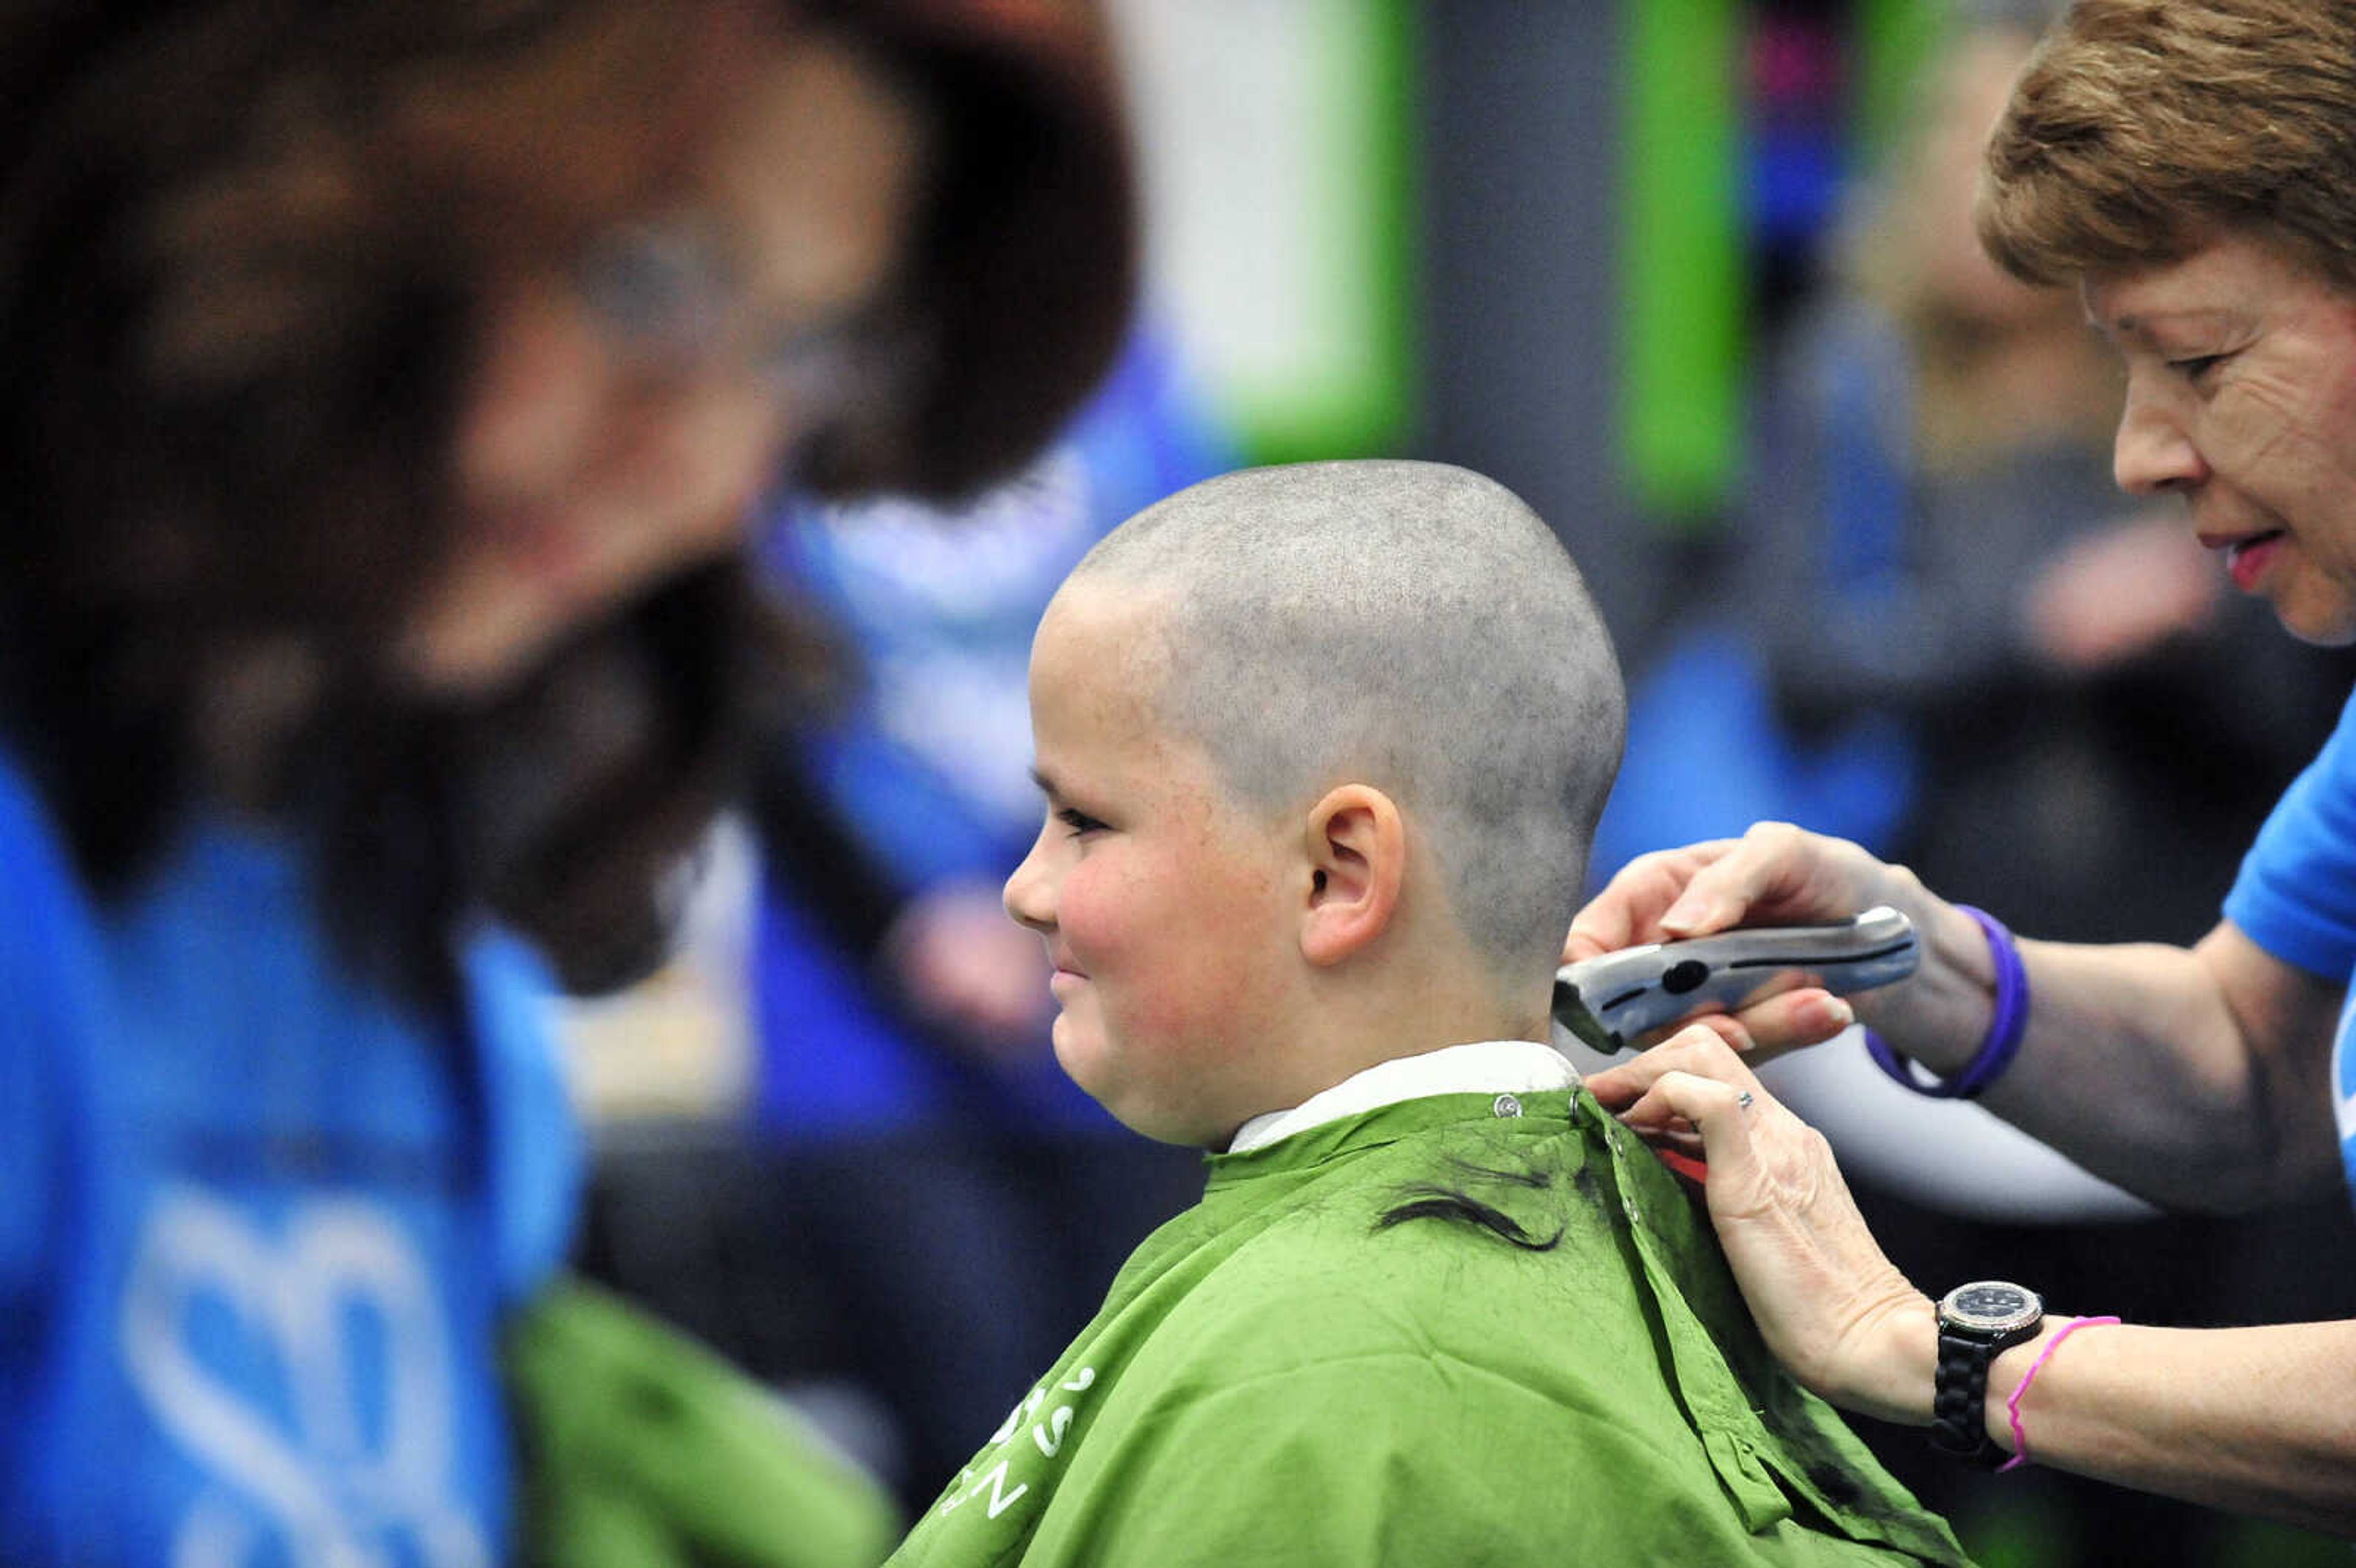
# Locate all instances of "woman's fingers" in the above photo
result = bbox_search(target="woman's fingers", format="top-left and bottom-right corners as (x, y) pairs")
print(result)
(1587, 1019), (1761, 1108)
(1598, 985), (1856, 1065)
(1687, 985), (1854, 1061)
(1566, 837), (1742, 958)
(1619, 1067), (1767, 1182)
(1594, 1028), (1782, 1214)
(1656, 820), (1860, 936)
(1569, 820), (1900, 960)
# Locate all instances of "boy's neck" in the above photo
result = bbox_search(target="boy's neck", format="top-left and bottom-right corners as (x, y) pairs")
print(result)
(1231, 965), (1553, 1137)
(1225, 1036), (1574, 1153)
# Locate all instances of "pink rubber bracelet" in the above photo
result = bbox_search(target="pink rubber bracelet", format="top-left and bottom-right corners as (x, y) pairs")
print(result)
(1999, 1315), (2120, 1473)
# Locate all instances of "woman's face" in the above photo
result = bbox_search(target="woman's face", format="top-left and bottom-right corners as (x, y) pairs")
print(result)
(2089, 232), (2356, 645)
(396, 27), (928, 694)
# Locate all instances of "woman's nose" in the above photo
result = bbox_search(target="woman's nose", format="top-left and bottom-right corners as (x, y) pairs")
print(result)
(456, 282), (619, 505)
(2112, 383), (2208, 497)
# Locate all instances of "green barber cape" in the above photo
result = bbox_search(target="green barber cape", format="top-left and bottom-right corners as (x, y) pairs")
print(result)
(888, 1086), (1973, 1567)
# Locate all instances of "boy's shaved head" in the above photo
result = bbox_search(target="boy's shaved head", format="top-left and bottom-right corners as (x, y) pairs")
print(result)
(1068, 459), (1623, 975)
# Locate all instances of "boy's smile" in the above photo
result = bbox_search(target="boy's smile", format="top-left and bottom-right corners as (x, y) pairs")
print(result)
(1004, 582), (1304, 1146)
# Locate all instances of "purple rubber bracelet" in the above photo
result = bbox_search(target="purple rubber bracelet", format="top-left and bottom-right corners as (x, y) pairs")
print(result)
(1866, 906), (2027, 1100)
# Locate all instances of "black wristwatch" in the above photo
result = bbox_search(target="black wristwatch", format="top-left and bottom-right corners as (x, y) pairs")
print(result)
(1930, 1280), (2044, 1466)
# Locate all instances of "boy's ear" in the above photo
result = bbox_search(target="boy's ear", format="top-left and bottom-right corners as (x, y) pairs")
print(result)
(1299, 784), (1405, 967)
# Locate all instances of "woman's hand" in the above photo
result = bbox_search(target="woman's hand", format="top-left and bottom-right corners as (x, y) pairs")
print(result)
(1587, 1024), (1936, 1426)
(1565, 823), (1942, 1063)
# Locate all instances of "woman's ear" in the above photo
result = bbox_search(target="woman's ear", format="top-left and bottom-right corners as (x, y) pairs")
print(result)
(1300, 784), (1404, 967)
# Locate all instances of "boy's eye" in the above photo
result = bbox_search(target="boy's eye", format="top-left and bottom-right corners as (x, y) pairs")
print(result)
(2167, 353), (2225, 383)
(1057, 806), (1108, 837)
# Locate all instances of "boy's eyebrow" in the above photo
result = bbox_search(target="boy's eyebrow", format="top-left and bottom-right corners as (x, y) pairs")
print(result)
(1029, 764), (1060, 799)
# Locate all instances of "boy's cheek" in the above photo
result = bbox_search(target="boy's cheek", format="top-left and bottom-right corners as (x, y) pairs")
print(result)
(1050, 870), (1131, 967)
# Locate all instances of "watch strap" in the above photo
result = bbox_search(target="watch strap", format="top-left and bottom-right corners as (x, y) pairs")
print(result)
(1929, 1327), (2009, 1466)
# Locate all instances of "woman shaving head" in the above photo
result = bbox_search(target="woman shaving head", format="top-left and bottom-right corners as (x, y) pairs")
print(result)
(1569, 3), (2356, 1540)
(0, 0), (1135, 998)
(1979, 0), (2356, 645)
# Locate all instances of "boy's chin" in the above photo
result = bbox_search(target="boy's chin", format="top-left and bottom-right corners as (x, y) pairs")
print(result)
(1072, 1070), (1225, 1148)
(1084, 1085), (1218, 1149)
(1115, 1112), (1228, 1150)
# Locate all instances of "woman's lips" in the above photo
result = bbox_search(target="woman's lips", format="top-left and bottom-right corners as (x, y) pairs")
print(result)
(2225, 530), (2287, 593)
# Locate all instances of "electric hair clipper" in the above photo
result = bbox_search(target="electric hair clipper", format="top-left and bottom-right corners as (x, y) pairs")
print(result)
(1553, 905), (1917, 1056)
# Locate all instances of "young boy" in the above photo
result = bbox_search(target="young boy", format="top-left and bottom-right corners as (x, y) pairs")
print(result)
(886, 461), (1972, 1565)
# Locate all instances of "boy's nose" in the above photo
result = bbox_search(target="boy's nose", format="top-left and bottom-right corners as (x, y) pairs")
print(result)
(1004, 835), (1056, 933)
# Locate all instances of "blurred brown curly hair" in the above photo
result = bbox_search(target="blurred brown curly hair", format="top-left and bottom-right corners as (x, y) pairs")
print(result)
(0, 0), (1134, 1007)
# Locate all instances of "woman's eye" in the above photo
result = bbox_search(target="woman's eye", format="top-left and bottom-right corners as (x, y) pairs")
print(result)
(574, 218), (732, 362)
(1057, 807), (1107, 837)
(2168, 353), (2225, 382)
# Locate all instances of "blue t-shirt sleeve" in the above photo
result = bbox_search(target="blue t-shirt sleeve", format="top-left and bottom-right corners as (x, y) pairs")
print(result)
(2224, 685), (2356, 981)
(0, 934), (53, 1316)
(0, 759), (70, 1316)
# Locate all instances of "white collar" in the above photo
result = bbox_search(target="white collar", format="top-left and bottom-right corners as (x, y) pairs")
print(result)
(1226, 1039), (1582, 1154)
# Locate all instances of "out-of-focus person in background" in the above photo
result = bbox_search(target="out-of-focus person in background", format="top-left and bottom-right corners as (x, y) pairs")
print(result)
(1572, 0), (2356, 1548)
(0, 2), (1134, 1564)
(1599, 0), (2347, 940)
(1743, 5), (2344, 950)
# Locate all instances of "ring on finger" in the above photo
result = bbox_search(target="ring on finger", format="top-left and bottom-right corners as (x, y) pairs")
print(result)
(1735, 1090), (1755, 1111)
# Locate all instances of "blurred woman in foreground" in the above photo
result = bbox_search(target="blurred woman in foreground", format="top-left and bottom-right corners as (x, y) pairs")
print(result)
(0, 2), (1132, 1561)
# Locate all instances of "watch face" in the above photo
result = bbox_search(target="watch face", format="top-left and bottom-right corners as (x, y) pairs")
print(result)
(1940, 1280), (2044, 1335)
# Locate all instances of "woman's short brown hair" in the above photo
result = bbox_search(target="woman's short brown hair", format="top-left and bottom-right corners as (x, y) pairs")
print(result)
(1977, 0), (2356, 293)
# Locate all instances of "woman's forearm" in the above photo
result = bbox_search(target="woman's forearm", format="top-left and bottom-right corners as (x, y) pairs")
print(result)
(1859, 905), (2343, 1210)
(1974, 1316), (2356, 1537)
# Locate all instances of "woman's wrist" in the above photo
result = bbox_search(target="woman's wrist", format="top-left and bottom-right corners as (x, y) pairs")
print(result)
(1868, 899), (2014, 1083)
(1984, 1314), (2120, 1471)
(1984, 1318), (2069, 1461)
(1835, 1292), (1943, 1428)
